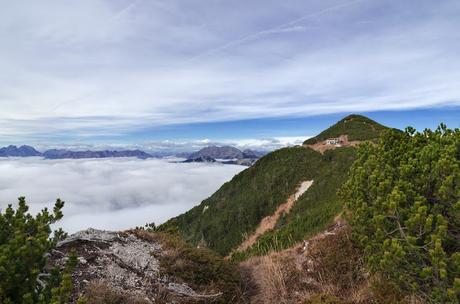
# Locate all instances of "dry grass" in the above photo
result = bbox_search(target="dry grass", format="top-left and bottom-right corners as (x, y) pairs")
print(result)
(304, 227), (366, 298)
(240, 222), (375, 304)
(256, 256), (289, 302)
(81, 282), (150, 304)
(240, 248), (311, 304)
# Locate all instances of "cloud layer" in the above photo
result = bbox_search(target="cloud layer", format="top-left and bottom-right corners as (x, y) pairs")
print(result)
(1, 0), (459, 140)
(0, 157), (245, 232)
(32, 135), (310, 154)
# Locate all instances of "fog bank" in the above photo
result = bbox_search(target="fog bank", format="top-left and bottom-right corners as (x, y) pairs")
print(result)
(0, 157), (244, 233)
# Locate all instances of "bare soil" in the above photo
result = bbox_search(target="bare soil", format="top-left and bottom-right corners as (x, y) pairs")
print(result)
(303, 135), (361, 154)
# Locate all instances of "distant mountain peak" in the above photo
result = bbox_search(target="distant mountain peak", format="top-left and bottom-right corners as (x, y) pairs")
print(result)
(187, 145), (265, 161)
(188, 146), (244, 160)
(0, 145), (42, 157)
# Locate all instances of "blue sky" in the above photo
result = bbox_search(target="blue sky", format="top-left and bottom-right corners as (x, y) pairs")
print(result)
(0, 0), (459, 149)
(129, 107), (460, 141)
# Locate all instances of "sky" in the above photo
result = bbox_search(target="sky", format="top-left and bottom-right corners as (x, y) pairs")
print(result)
(0, 157), (245, 232)
(1, 0), (459, 148)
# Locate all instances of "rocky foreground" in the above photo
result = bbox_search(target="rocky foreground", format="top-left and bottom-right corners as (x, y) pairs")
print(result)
(48, 228), (243, 303)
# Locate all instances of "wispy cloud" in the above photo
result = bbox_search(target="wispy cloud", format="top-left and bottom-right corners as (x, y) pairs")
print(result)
(259, 26), (309, 35)
(0, 0), (459, 142)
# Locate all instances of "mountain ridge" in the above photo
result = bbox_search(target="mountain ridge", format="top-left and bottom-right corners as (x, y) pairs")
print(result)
(0, 145), (42, 157)
(159, 114), (392, 257)
(42, 149), (152, 160)
(187, 145), (265, 160)
(0, 144), (266, 162)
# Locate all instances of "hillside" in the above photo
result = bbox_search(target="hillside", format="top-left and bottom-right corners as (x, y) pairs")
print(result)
(303, 114), (388, 145)
(159, 114), (390, 257)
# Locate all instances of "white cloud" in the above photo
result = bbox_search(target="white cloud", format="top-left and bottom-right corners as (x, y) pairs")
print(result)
(0, 0), (459, 139)
(0, 157), (245, 233)
(217, 136), (309, 151)
(31, 136), (311, 153)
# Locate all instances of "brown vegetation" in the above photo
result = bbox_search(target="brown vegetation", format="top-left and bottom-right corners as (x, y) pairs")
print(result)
(81, 282), (150, 304)
(239, 219), (373, 304)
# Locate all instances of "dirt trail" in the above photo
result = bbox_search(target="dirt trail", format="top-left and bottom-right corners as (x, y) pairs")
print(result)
(304, 134), (361, 154)
(236, 180), (313, 253)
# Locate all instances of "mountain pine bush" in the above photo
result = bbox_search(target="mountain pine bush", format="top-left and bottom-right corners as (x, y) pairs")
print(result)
(0, 197), (71, 304)
(340, 125), (460, 302)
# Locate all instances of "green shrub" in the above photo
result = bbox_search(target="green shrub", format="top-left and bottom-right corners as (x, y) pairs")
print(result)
(0, 197), (70, 304)
(340, 125), (460, 302)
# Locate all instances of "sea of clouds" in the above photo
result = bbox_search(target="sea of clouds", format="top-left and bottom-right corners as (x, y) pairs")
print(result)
(32, 136), (309, 155)
(0, 157), (245, 233)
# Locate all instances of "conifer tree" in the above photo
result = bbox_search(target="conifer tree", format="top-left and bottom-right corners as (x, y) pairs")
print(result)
(341, 125), (460, 302)
(0, 197), (70, 303)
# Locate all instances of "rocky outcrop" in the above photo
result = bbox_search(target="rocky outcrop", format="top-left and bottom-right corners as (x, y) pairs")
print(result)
(48, 229), (225, 303)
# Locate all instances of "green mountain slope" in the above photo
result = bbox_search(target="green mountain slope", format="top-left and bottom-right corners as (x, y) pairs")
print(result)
(303, 114), (388, 145)
(160, 114), (391, 257)
(234, 147), (357, 260)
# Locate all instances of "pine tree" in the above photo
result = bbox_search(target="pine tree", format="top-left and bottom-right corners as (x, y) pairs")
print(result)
(340, 125), (460, 302)
(0, 197), (71, 303)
